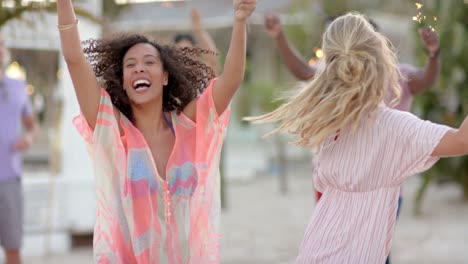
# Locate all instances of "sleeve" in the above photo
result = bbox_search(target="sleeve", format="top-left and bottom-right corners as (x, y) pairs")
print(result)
(72, 88), (120, 145)
(192, 77), (231, 198)
(195, 78), (231, 138)
(189, 78), (231, 263)
(398, 63), (418, 95)
(389, 110), (452, 183)
(398, 63), (418, 80)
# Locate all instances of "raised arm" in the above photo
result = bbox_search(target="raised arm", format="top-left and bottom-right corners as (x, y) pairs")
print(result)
(406, 27), (440, 95)
(432, 116), (468, 157)
(57, 0), (100, 128)
(210, 0), (256, 115)
(191, 8), (221, 75)
(264, 13), (316, 81)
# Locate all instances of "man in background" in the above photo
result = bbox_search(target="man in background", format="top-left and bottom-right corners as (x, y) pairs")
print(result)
(174, 8), (222, 75)
(0, 32), (38, 264)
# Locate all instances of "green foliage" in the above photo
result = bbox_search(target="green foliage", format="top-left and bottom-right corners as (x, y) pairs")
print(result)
(0, 1), (100, 28)
(413, 0), (468, 212)
(285, 23), (313, 58)
(0, 0), (127, 29)
(321, 0), (352, 15)
(235, 81), (286, 126)
(236, 0), (317, 125)
(285, 0), (322, 59)
(102, 0), (127, 19)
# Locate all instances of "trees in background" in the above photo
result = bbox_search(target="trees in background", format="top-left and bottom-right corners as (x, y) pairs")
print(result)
(413, 0), (468, 212)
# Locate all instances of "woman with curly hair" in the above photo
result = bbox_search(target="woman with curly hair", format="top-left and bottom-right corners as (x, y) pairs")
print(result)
(247, 13), (468, 263)
(56, 0), (256, 263)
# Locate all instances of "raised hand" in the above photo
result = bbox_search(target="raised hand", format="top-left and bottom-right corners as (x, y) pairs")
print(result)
(234, 0), (257, 22)
(57, 0), (101, 129)
(264, 13), (282, 38)
(418, 27), (440, 55)
(191, 8), (202, 31)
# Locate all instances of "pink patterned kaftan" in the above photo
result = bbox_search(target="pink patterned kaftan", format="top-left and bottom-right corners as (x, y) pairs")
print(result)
(74, 79), (229, 264)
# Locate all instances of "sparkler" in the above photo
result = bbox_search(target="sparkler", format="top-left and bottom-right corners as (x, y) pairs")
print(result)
(412, 2), (437, 31)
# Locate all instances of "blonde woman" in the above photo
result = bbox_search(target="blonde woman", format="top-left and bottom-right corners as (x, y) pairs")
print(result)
(247, 13), (468, 263)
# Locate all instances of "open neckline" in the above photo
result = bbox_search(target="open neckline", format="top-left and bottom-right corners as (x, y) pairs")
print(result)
(121, 111), (177, 184)
(163, 112), (175, 136)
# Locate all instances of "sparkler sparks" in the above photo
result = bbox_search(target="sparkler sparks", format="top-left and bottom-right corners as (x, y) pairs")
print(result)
(412, 2), (438, 31)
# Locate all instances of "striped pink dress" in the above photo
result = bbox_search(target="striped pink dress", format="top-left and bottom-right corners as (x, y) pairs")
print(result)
(296, 106), (451, 263)
(73, 79), (230, 264)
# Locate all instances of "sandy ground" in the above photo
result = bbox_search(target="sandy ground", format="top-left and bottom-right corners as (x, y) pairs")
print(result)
(22, 164), (468, 264)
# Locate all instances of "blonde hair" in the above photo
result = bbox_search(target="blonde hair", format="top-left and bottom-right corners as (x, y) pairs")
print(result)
(246, 13), (401, 150)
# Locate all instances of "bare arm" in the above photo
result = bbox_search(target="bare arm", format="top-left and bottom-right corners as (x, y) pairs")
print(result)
(407, 27), (440, 95)
(211, 0), (256, 115)
(264, 13), (315, 81)
(191, 8), (221, 75)
(432, 117), (468, 157)
(14, 114), (38, 151)
(182, 0), (256, 119)
(57, 0), (100, 129)
(275, 31), (316, 80)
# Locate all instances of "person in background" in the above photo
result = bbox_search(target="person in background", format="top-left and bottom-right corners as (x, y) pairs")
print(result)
(0, 32), (38, 264)
(174, 8), (222, 75)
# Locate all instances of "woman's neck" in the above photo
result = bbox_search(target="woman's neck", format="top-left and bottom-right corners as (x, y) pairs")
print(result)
(132, 103), (167, 135)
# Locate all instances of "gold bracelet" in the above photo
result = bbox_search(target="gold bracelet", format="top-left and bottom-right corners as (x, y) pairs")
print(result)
(58, 19), (79, 32)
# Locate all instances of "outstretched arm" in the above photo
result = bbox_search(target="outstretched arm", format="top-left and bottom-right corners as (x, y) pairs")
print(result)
(406, 27), (440, 95)
(432, 117), (468, 157)
(264, 13), (316, 81)
(191, 8), (221, 75)
(57, 0), (101, 129)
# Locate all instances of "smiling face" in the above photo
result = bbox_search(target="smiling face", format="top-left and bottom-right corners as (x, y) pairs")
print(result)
(122, 42), (168, 107)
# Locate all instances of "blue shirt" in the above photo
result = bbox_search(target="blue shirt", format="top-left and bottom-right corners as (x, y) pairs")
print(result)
(0, 76), (33, 181)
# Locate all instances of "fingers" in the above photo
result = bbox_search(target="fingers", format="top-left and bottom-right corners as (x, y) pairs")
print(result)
(191, 8), (197, 17)
(234, 0), (256, 20)
(235, 0), (257, 11)
(191, 8), (201, 21)
(237, 2), (256, 11)
(237, 3), (256, 16)
(418, 27), (437, 38)
(238, 0), (256, 4)
(417, 27), (438, 46)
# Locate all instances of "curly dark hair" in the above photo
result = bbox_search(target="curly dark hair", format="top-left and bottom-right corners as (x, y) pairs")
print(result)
(82, 33), (215, 121)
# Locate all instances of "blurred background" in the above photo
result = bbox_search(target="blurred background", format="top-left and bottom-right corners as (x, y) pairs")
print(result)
(0, 0), (467, 263)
